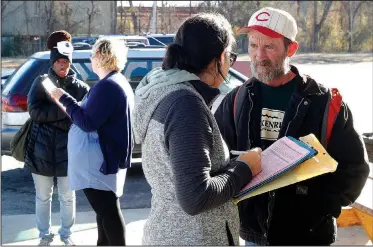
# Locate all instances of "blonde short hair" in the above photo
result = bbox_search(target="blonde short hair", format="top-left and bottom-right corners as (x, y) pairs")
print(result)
(91, 38), (128, 72)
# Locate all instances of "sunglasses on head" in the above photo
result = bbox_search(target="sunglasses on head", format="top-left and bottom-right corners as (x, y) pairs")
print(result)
(229, 52), (238, 66)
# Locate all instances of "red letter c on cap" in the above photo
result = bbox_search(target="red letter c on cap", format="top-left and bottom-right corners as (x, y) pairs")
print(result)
(256, 12), (270, 21)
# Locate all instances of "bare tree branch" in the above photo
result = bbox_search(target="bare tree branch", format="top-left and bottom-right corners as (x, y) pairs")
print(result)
(86, 0), (100, 35)
(42, 1), (58, 35)
(2, 1), (22, 21)
(1, 0), (11, 17)
(59, 2), (84, 35)
(128, 1), (138, 34)
(1, 0), (11, 11)
(111, 1), (117, 34)
(146, 2), (153, 33)
(316, 1), (333, 32)
(339, 1), (368, 52)
(313, 1), (333, 51)
(353, 1), (367, 22)
(22, 1), (30, 36)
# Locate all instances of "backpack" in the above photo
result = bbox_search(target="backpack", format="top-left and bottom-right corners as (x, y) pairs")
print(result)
(10, 118), (33, 162)
(232, 86), (342, 148)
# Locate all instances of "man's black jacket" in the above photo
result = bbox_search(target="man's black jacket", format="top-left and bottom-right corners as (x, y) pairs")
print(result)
(214, 65), (370, 245)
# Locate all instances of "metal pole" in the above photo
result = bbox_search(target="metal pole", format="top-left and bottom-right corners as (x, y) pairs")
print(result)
(150, 1), (157, 33)
(38, 2), (42, 51)
(120, 0), (123, 34)
(313, 1), (317, 52)
(189, 1), (192, 16)
(138, 18), (140, 34)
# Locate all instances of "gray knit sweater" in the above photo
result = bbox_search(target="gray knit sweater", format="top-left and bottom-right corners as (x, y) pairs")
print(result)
(133, 68), (252, 245)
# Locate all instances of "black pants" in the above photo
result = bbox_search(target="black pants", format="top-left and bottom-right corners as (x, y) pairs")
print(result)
(83, 188), (126, 246)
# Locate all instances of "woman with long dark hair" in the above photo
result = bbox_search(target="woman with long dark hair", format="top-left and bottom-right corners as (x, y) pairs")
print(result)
(132, 13), (262, 245)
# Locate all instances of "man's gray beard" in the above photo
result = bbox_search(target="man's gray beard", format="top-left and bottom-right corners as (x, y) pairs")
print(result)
(251, 55), (290, 83)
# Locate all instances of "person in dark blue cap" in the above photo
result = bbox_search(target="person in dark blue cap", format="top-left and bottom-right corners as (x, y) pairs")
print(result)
(25, 30), (90, 246)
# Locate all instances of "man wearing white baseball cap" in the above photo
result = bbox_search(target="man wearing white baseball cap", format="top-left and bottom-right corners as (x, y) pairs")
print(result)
(215, 7), (369, 246)
(237, 7), (298, 41)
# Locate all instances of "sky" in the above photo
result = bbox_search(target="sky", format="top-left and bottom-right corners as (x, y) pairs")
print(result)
(118, 1), (203, 7)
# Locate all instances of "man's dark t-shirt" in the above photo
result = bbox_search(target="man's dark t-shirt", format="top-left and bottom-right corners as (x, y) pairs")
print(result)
(258, 78), (297, 149)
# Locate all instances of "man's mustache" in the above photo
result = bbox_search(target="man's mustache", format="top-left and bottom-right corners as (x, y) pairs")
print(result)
(253, 60), (272, 67)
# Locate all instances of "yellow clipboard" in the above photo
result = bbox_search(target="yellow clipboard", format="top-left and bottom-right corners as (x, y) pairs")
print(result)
(233, 134), (338, 204)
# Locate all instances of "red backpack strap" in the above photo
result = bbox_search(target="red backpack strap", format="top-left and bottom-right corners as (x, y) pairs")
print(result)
(326, 88), (343, 147)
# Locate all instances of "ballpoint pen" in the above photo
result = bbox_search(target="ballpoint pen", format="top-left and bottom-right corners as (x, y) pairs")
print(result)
(230, 150), (248, 155)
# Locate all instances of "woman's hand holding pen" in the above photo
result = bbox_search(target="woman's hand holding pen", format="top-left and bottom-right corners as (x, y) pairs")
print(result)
(236, 148), (262, 176)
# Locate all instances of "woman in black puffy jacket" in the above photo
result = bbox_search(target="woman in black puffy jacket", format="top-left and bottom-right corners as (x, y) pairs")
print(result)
(24, 30), (89, 246)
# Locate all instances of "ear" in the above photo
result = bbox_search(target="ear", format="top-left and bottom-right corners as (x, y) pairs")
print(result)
(287, 41), (298, 57)
(219, 50), (226, 64)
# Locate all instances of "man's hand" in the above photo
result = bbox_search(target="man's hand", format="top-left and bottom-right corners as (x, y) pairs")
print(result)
(50, 88), (66, 101)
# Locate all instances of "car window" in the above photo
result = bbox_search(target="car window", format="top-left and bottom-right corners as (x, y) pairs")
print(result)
(148, 38), (162, 46)
(72, 58), (163, 90)
(156, 36), (175, 45)
(72, 59), (98, 86)
(124, 61), (148, 90)
(123, 59), (163, 90)
(2, 58), (48, 95)
(2, 58), (87, 96)
(148, 36), (174, 46)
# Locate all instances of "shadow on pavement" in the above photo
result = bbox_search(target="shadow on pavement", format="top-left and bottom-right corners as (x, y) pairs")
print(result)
(1, 208), (150, 244)
(1, 162), (151, 244)
(1, 162), (151, 216)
